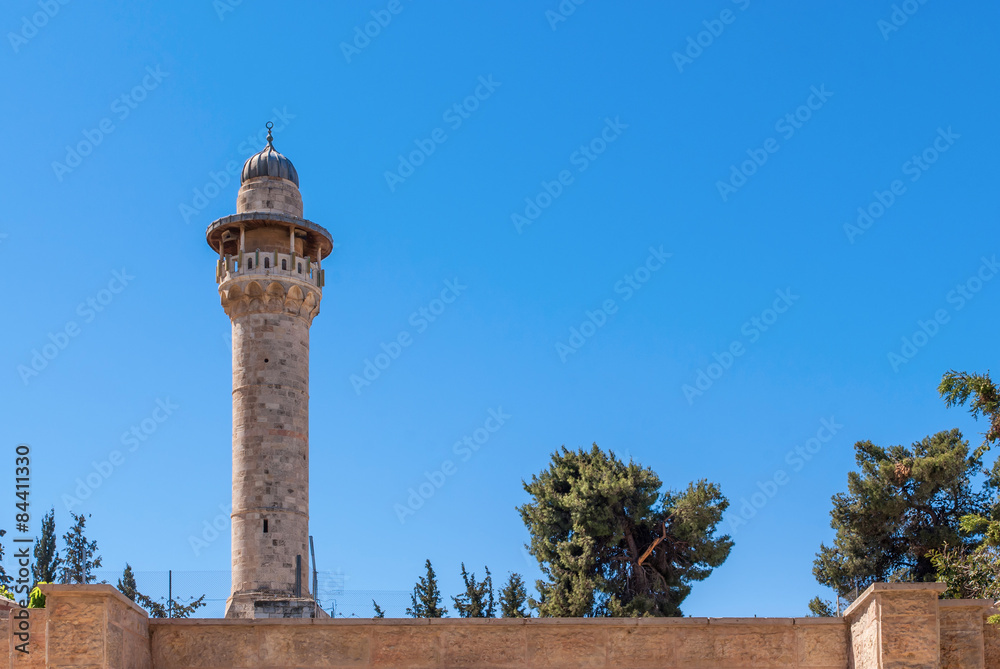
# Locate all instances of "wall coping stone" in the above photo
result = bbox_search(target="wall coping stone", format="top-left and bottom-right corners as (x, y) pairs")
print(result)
(149, 616), (845, 628)
(939, 599), (995, 610)
(843, 582), (948, 618)
(39, 583), (149, 618)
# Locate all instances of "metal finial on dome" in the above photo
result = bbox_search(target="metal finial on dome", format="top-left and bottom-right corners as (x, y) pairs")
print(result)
(240, 121), (299, 187)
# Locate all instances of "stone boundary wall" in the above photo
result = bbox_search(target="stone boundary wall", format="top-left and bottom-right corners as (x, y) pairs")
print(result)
(1, 584), (996, 668)
(986, 609), (1000, 669)
(149, 616), (848, 668)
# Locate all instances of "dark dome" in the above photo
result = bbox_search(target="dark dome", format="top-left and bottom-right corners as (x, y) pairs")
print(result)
(241, 123), (299, 187)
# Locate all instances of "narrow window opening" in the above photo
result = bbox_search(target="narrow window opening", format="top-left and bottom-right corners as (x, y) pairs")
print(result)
(281, 259), (287, 270)
(264, 257), (270, 269)
(297, 263), (302, 273)
(263, 519), (268, 533)
(246, 258), (252, 269)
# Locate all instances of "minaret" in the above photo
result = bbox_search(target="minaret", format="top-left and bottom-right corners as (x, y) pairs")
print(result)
(205, 122), (333, 619)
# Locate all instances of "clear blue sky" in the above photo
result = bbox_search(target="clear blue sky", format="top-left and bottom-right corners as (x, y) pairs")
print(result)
(2, 0), (999, 617)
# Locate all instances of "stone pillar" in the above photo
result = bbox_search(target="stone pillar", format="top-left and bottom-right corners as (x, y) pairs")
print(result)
(844, 582), (947, 669)
(939, 600), (993, 669)
(984, 607), (1000, 669)
(31, 584), (150, 669)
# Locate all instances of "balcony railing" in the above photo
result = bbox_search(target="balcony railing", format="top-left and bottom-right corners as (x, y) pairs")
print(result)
(216, 251), (324, 287)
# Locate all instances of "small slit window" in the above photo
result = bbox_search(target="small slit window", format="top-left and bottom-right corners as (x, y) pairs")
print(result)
(297, 263), (302, 273)
(246, 258), (252, 269)
(264, 257), (270, 269)
(281, 259), (287, 270)
(263, 519), (268, 533)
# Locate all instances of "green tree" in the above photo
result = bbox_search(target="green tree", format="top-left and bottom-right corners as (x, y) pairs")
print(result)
(452, 564), (495, 618)
(372, 600), (386, 618)
(807, 596), (836, 617)
(813, 430), (987, 597)
(0, 530), (11, 588)
(33, 509), (61, 587)
(117, 563), (206, 618)
(940, 369), (1000, 457)
(519, 445), (732, 617)
(934, 369), (1000, 606)
(136, 592), (207, 619)
(406, 559), (447, 618)
(499, 572), (528, 618)
(117, 564), (139, 601)
(58, 513), (102, 584)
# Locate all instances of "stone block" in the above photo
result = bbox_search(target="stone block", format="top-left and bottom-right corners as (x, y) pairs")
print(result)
(441, 623), (526, 667)
(526, 624), (608, 668)
(369, 624), (441, 668)
(259, 625), (369, 666)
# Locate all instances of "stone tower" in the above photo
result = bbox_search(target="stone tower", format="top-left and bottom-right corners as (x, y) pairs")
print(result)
(205, 123), (333, 619)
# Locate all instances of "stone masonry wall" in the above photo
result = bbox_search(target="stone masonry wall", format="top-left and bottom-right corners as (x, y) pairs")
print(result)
(4, 583), (996, 668)
(237, 177), (303, 218)
(986, 609), (1000, 669)
(939, 600), (992, 669)
(230, 310), (312, 601)
(149, 617), (848, 669)
(9, 585), (151, 669)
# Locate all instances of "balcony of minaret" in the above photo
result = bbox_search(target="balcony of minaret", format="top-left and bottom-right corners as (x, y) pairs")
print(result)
(215, 251), (324, 288)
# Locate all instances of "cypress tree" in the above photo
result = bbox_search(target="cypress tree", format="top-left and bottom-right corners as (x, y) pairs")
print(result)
(32, 508), (61, 586)
(499, 572), (528, 618)
(58, 513), (102, 584)
(452, 564), (495, 618)
(0, 530), (11, 588)
(372, 600), (386, 618)
(406, 559), (447, 618)
(117, 564), (138, 601)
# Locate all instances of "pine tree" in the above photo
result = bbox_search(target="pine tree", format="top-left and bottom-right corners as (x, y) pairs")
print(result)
(117, 564), (138, 601)
(58, 513), (102, 584)
(499, 572), (528, 618)
(372, 600), (386, 618)
(32, 509), (61, 586)
(519, 445), (732, 617)
(813, 429), (988, 596)
(452, 564), (495, 618)
(406, 559), (447, 618)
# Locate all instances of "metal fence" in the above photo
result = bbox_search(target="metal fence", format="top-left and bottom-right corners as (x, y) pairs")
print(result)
(90, 570), (410, 619)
